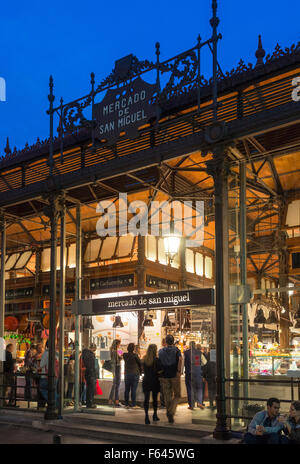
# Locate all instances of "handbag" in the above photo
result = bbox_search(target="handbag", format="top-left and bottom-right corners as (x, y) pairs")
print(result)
(103, 359), (113, 372)
(95, 379), (103, 395)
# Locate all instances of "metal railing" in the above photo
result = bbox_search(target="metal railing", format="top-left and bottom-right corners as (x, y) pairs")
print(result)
(225, 376), (300, 423)
(0, 372), (48, 410)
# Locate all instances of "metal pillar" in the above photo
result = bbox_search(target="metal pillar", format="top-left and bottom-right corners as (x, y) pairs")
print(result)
(0, 214), (6, 407)
(240, 161), (249, 399)
(44, 194), (59, 420)
(137, 235), (145, 342)
(206, 147), (231, 440)
(58, 196), (66, 417)
(74, 204), (82, 411)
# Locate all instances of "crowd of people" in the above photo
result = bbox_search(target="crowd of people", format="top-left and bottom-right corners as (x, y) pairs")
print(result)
(103, 334), (216, 424)
(3, 336), (216, 421)
(3, 341), (54, 409)
(4, 338), (300, 444)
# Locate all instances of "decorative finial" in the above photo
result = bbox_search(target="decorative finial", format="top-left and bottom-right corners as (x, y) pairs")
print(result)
(91, 72), (95, 86)
(48, 75), (55, 104)
(155, 42), (160, 59)
(255, 35), (265, 67)
(4, 137), (11, 156)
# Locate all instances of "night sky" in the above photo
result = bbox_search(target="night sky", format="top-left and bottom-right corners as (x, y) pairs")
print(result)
(0, 0), (299, 155)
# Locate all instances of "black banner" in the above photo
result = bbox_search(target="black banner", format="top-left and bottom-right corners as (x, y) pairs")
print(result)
(146, 274), (179, 291)
(5, 287), (34, 300)
(89, 288), (214, 315)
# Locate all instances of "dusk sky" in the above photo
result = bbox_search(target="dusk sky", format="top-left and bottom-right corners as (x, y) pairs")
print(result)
(0, 0), (299, 155)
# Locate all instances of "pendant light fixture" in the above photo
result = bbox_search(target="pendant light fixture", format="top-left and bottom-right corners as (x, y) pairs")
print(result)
(254, 305), (267, 324)
(163, 207), (181, 264)
(162, 311), (172, 327)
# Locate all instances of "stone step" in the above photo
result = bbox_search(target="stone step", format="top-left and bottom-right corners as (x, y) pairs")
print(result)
(63, 413), (213, 439)
(42, 420), (207, 444)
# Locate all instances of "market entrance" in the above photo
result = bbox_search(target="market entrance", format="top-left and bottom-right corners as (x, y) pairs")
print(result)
(71, 288), (216, 425)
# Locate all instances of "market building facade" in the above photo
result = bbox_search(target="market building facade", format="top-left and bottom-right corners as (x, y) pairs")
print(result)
(0, 5), (300, 440)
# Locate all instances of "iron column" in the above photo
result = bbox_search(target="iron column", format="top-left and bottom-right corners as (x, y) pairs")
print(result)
(240, 160), (249, 399)
(206, 146), (231, 440)
(74, 204), (82, 411)
(44, 194), (59, 420)
(58, 195), (66, 417)
(0, 214), (6, 407)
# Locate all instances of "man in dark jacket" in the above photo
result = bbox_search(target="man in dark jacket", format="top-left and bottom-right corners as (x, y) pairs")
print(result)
(81, 343), (97, 409)
(158, 334), (182, 423)
(4, 344), (17, 406)
(202, 349), (217, 409)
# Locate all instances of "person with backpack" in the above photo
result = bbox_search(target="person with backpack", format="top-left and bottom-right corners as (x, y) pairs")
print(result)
(158, 334), (182, 424)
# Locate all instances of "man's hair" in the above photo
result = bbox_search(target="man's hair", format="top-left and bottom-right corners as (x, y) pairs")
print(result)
(127, 343), (135, 353)
(165, 334), (174, 346)
(267, 397), (280, 407)
(89, 343), (97, 350)
(6, 343), (13, 350)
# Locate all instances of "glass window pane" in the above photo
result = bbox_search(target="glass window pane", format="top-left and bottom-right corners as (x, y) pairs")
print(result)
(15, 251), (32, 269)
(186, 248), (194, 273)
(68, 243), (76, 268)
(5, 253), (20, 270)
(146, 235), (156, 262)
(117, 235), (134, 257)
(85, 239), (101, 262)
(100, 237), (117, 260)
(195, 252), (204, 276)
(205, 256), (212, 279)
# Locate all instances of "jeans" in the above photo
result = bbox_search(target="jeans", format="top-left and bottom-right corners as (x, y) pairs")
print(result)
(207, 380), (216, 406)
(39, 377), (59, 408)
(160, 376), (181, 418)
(124, 373), (139, 406)
(109, 365), (121, 402)
(85, 374), (96, 407)
(66, 382), (74, 399)
(81, 382), (86, 403)
(185, 373), (203, 407)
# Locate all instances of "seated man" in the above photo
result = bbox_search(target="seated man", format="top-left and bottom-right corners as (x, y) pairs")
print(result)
(244, 397), (284, 444)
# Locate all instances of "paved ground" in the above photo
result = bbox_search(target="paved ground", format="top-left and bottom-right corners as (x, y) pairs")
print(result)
(0, 422), (120, 444)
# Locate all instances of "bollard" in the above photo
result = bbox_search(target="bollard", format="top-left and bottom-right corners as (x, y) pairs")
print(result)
(53, 434), (62, 444)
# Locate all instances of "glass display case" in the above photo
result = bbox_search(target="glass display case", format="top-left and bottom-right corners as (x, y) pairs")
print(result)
(249, 350), (300, 376)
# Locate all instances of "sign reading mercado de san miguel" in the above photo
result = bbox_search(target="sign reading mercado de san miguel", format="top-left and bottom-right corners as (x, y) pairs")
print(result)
(73, 288), (215, 316)
(93, 72), (158, 142)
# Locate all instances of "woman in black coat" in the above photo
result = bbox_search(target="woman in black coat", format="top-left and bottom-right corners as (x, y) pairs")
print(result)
(142, 344), (161, 424)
